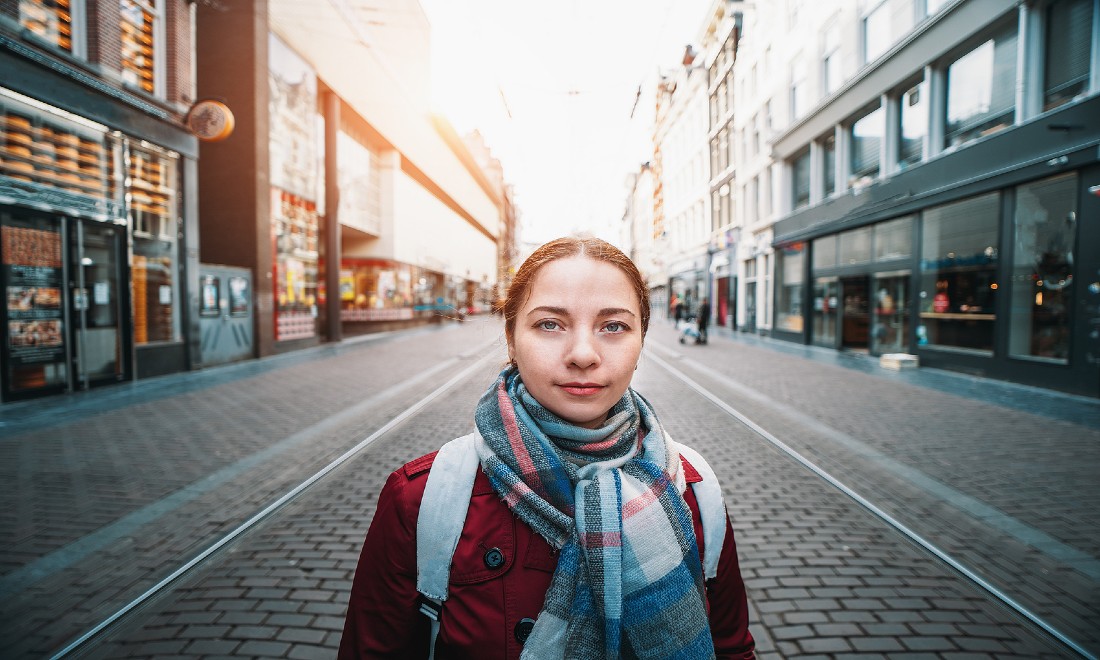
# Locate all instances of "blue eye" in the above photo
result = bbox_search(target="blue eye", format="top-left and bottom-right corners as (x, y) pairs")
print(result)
(603, 322), (628, 333)
(536, 320), (560, 331)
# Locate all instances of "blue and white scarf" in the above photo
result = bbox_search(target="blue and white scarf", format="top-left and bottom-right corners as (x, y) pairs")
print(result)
(474, 366), (715, 659)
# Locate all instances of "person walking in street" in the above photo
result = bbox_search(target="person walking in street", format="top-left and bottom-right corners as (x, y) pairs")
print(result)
(698, 297), (711, 345)
(338, 236), (756, 659)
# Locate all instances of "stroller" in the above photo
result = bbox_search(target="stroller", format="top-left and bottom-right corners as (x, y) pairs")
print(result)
(678, 316), (702, 344)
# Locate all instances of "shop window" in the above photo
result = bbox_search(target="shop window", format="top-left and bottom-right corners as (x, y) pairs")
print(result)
(850, 105), (883, 187)
(1043, 0), (1094, 111)
(839, 226), (872, 265)
(918, 192), (1000, 353)
(898, 81), (925, 170)
(19, 0), (75, 52)
(945, 26), (1017, 149)
(822, 134), (836, 196)
(0, 108), (109, 200)
(775, 242), (805, 332)
(129, 144), (180, 344)
(199, 275), (220, 317)
(873, 216), (913, 261)
(812, 235), (837, 271)
(273, 190), (319, 340)
(1009, 173), (1076, 362)
(792, 150), (810, 210)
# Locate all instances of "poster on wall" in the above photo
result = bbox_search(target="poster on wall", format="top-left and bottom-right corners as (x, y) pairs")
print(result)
(1, 217), (68, 392)
(268, 33), (318, 202)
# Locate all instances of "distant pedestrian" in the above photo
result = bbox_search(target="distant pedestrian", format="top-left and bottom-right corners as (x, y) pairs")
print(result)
(698, 297), (711, 344)
(675, 298), (685, 324)
(670, 292), (680, 321)
(339, 236), (756, 659)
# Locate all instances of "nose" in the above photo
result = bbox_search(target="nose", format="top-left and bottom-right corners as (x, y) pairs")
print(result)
(565, 332), (600, 369)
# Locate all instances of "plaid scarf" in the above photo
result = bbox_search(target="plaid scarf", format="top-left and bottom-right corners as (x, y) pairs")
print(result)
(473, 366), (715, 659)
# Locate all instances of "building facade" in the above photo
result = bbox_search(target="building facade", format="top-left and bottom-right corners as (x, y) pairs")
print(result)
(194, 0), (504, 361)
(701, 0), (743, 330)
(765, 0), (1100, 397)
(654, 46), (713, 320)
(1, 0), (200, 401)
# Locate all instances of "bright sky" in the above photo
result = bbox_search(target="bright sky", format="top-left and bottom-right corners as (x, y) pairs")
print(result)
(418, 0), (714, 247)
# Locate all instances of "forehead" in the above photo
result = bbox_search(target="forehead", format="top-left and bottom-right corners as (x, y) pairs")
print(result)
(524, 257), (639, 309)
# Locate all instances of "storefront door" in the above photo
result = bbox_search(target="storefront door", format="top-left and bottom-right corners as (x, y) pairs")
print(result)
(840, 276), (870, 350)
(812, 277), (839, 348)
(69, 219), (127, 388)
(871, 272), (910, 355)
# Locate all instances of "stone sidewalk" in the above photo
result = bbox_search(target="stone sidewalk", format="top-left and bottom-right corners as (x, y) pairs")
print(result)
(2, 316), (1096, 658)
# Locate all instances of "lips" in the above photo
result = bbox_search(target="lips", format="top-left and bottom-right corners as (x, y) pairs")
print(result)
(559, 383), (604, 396)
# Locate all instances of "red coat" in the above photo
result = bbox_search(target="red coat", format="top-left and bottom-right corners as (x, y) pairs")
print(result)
(339, 450), (756, 659)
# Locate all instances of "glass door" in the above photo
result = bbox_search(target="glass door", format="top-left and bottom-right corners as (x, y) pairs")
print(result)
(69, 219), (126, 388)
(840, 276), (870, 350)
(871, 272), (910, 355)
(812, 277), (839, 348)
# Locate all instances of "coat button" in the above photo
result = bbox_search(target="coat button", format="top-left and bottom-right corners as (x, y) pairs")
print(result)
(484, 547), (505, 569)
(514, 617), (536, 644)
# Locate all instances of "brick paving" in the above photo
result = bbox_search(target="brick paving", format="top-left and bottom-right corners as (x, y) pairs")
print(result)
(2, 316), (1095, 658)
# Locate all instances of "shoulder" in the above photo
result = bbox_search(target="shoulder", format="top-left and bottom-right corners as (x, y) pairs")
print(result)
(401, 451), (439, 479)
(679, 452), (703, 484)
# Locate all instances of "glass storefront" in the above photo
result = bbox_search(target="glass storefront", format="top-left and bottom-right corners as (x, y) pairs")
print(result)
(775, 242), (804, 333)
(269, 33), (321, 342)
(812, 276), (839, 348)
(129, 143), (181, 345)
(0, 87), (186, 399)
(339, 258), (480, 323)
(1009, 173), (1076, 362)
(918, 192), (999, 353)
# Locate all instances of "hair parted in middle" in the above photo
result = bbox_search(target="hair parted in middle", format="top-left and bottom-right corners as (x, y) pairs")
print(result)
(502, 236), (651, 345)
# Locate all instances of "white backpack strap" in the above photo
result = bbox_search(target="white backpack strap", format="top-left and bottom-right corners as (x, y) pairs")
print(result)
(674, 442), (726, 580)
(415, 432), (481, 659)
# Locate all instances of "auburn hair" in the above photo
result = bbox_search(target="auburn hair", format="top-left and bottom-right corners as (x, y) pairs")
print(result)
(503, 236), (650, 343)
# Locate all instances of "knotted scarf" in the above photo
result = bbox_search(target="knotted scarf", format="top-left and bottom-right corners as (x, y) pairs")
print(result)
(473, 366), (715, 659)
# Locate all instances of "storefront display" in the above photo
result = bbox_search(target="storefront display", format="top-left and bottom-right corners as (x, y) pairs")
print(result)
(130, 144), (180, 344)
(1, 214), (67, 394)
(269, 34), (320, 342)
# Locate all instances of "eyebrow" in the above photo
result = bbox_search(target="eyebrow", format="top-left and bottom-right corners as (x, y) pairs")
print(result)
(526, 306), (637, 318)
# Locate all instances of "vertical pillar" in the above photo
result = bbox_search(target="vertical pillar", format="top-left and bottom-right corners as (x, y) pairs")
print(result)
(324, 91), (341, 343)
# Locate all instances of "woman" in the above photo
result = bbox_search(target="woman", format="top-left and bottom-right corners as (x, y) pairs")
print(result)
(339, 237), (755, 659)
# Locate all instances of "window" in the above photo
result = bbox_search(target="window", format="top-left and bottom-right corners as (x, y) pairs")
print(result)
(873, 216), (913, 261)
(718, 129), (728, 172)
(791, 58), (808, 121)
(898, 82), (925, 169)
(19, 0), (76, 53)
(946, 26), (1017, 148)
(1043, 0), (1094, 111)
(792, 150), (810, 210)
(130, 143), (181, 344)
(850, 105), (884, 185)
(776, 242), (805, 332)
(1009, 173), (1076, 362)
(863, 2), (890, 64)
(822, 134), (836, 196)
(120, 0), (161, 95)
(822, 24), (842, 95)
(918, 192), (1000, 353)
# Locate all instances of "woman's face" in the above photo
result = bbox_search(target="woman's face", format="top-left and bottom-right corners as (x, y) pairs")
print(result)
(509, 256), (643, 429)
